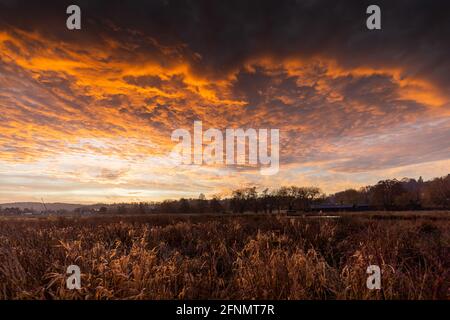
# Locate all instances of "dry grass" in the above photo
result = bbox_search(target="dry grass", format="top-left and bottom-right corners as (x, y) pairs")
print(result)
(0, 213), (448, 300)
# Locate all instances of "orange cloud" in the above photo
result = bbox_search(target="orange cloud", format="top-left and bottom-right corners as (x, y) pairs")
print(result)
(0, 27), (449, 202)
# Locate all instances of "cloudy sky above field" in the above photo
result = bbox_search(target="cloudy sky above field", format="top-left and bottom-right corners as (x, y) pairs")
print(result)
(0, 0), (449, 203)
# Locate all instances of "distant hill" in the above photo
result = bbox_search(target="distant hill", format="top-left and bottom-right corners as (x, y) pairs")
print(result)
(0, 202), (84, 212)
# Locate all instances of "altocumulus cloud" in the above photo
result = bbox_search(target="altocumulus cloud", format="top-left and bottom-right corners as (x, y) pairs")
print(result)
(0, 0), (449, 202)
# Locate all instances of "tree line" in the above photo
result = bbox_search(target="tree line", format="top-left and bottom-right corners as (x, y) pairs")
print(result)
(105, 174), (450, 214)
(332, 175), (450, 210)
(1, 174), (449, 215)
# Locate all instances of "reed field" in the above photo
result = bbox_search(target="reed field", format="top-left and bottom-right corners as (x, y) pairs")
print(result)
(0, 213), (448, 300)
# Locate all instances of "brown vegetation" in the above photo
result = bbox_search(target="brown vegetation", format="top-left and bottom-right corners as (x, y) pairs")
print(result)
(0, 213), (448, 300)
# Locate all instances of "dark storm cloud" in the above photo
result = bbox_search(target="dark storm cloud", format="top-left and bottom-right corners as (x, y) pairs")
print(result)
(1, 0), (449, 93)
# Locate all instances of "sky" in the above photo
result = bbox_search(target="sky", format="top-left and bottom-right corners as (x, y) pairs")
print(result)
(0, 0), (449, 203)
